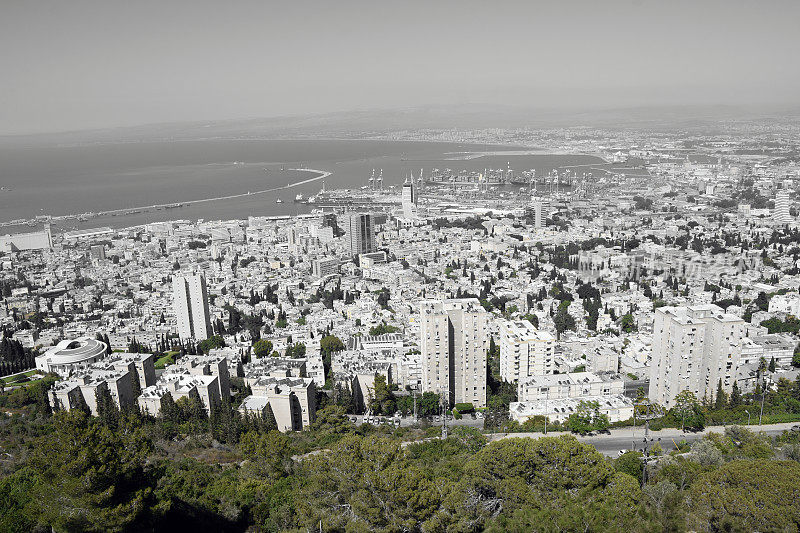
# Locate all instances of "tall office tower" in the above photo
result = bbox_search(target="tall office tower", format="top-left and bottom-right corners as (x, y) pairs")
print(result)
(419, 298), (488, 408)
(401, 177), (416, 218)
(774, 190), (792, 224)
(498, 319), (555, 383)
(532, 198), (543, 229)
(321, 213), (337, 229)
(530, 198), (549, 229)
(173, 273), (212, 341)
(287, 226), (299, 246)
(649, 304), (744, 408)
(347, 213), (375, 256)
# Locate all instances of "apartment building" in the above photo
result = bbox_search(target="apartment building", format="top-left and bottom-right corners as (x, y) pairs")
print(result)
(419, 298), (488, 408)
(649, 304), (744, 408)
(498, 319), (555, 382)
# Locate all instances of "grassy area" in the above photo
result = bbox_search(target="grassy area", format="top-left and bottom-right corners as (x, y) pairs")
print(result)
(155, 351), (180, 370)
(1, 369), (39, 384)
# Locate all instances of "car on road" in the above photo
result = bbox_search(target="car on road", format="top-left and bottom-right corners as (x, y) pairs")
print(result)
(618, 449), (629, 457)
(791, 425), (800, 432)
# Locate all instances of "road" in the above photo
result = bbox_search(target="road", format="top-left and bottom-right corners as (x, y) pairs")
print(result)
(291, 421), (799, 462)
(489, 422), (800, 456)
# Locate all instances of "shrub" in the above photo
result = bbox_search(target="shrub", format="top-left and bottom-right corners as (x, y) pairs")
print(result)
(454, 402), (474, 414)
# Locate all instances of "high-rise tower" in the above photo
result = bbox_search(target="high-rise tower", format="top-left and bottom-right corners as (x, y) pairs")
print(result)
(173, 273), (212, 341)
(419, 299), (488, 408)
(347, 213), (375, 256)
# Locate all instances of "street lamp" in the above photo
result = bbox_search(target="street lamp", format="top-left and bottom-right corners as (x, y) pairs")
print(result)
(745, 409), (750, 426)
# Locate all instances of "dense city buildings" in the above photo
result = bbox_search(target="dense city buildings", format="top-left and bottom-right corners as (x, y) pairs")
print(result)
(4, 2), (800, 530)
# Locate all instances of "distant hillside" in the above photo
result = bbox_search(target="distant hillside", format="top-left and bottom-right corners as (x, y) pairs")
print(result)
(2, 103), (798, 146)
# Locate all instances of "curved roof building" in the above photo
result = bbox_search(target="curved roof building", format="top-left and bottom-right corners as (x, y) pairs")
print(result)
(35, 336), (107, 376)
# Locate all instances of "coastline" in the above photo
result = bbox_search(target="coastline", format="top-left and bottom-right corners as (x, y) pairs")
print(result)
(0, 169), (331, 233)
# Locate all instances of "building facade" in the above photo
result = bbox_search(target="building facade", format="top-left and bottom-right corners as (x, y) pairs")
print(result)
(498, 319), (555, 382)
(173, 273), (212, 341)
(401, 178), (416, 218)
(419, 298), (488, 408)
(774, 190), (792, 224)
(649, 304), (744, 408)
(347, 213), (375, 256)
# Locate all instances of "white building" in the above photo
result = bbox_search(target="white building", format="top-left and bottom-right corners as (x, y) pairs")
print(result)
(419, 298), (488, 408)
(512, 371), (631, 423)
(312, 257), (339, 278)
(531, 198), (548, 229)
(649, 304), (744, 408)
(0, 224), (52, 253)
(36, 336), (107, 376)
(768, 293), (800, 316)
(774, 190), (792, 225)
(498, 319), (555, 382)
(518, 371), (625, 402)
(173, 273), (212, 341)
(239, 376), (317, 432)
(401, 177), (416, 218)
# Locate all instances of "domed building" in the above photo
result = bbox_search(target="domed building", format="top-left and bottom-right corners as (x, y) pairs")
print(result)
(35, 336), (108, 376)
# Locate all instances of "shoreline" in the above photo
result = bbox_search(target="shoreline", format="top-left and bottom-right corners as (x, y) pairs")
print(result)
(0, 168), (331, 232)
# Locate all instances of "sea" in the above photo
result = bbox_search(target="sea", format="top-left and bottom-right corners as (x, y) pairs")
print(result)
(0, 138), (607, 232)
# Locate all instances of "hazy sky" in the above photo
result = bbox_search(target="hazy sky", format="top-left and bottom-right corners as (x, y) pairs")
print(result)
(2, 0), (799, 134)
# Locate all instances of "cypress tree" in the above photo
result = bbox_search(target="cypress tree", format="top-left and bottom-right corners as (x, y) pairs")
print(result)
(95, 387), (119, 429)
(714, 379), (727, 410)
(263, 402), (278, 432)
(729, 381), (742, 407)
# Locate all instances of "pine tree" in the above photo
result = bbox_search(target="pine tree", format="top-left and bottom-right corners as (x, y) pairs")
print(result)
(769, 357), (776, 373)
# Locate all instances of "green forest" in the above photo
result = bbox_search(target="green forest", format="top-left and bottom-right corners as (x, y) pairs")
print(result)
(1, 382), (800, 533)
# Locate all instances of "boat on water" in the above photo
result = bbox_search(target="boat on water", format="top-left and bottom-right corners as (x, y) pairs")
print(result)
(276, 198), (283, 203)
(294, 194), (304, 203)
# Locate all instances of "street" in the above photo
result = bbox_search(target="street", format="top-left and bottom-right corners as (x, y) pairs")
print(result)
(489, 422), (800, 456)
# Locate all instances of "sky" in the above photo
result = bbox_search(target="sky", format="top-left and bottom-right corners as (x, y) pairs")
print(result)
(1, 0), (799, 134)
